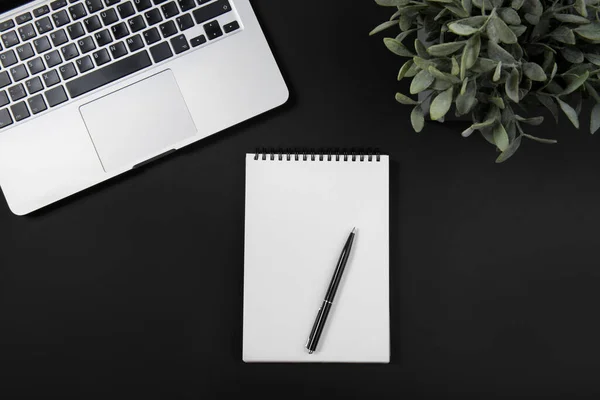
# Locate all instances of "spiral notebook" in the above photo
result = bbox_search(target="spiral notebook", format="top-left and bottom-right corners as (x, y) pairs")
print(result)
(243, 149), (390, 363)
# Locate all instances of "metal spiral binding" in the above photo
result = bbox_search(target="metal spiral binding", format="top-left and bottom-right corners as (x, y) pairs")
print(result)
(253, 148), (381, 162)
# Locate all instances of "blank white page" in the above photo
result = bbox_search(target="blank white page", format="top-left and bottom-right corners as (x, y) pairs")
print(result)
(243, 153), (389, 363)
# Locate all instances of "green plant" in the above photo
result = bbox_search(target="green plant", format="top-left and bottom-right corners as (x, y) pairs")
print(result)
(370, 0), (600, 162)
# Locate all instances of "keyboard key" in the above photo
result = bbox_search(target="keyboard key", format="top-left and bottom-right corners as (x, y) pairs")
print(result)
(69, 4), (88, 20)
(170, 34), (189, 54)
(154, 0), (168, 3)
(42, 69), (61, 86)
(193, 0), (231, 25)
(10, 65), (28, 82)
(33, 36), (52, 54)
(159, 20), (177, 38)
(0, 50), (17, 67)
(67, 22), (85, 39)
(203, 20), (222, 40)
(33, 6), (51, 18)
(149, 41), (172, 62)
(190, 34), (206, 47)
(92, 48), (110, 65)
(50, 29), (68, 46)
(16, 43), (34, 61)
(16, 13), (33, 25)
(109, 41), (127, 58)
(8, 83), (26, 101)
(11, 101), (30, 121)
(44, 50), (62, 67)
(145, 9), (162, 25)
(67, 50), (151, 97)
(0, 20), (15, 32)
(61, 43), (79, 60)
(0, 91), (8, 107)
(117, 2), (135, 18)
(0, 108), (13, 128)
(223, 20), (239, 33)
(143, 27), (160, 44)
(111, 22), (129, 39)
(27, 57), (46, 74)
(78, 36), (96, 53)
(105, 0), (122, 5)
(35, 17), (54, 34)
(176, 13), (194, 31)
(59, 62), (77, 79)
(94, 29), (112, 46)
(25, 76), (44, 94)
(128, 15), (146, 32)
(162, 2), (179, 18)
(45, 86), (68, 107)
(85, 0), (105, 13)
(2, 31), (19, 48)
(0, 71), (11, 88)
(178, 0), (195, 12)
(134, 0), (152, 11)
(76, 55), (94, 72)
(126, 34), (144, 51)
(84, 15), (102, 32)
(100, 8), (118, 25)
(51, 0), (68, 10)
(18, 24), (37, 41)
(52, 10), (71, 28)
(197, 0), (212, 4)
(28, 94), (47, 114)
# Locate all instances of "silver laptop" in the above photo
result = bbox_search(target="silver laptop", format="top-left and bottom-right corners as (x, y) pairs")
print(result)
(0, 0), (288, 215)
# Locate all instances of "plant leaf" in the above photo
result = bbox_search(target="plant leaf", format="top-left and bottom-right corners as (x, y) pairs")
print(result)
(575, 0), (588, 17)
(493, 123), (510, 151)
(515, 115), (544, 125)
(395, 92), (419, 105)
(511, 0), (524, 9)
(557, 98), (580, 128)
(560, 71), (589, 95)
(369, 20), (399, 36)
(396, 28), (417, 42)
(489, 96), (505, 109)
(523, 62), (547, 81)
(427, 41), (467, 56)
(486, 15), (518, 44)
(536, 94), (559, 123)
(550, 26), (576, 44)
(574, 23), (600, 42)
(414, 39), (429, 58)
(456, 80), (477, 115)
(451, 56), (460, 76)
(430, 87), (454, 120)
(460, 33), (481, 80)
(585, 53), (600, 66)
(398, 60), (415, 80)
(522, 133), (557, 144)
(560, 46), (584, 64)
(505, 67), (520, 103)
(554, 14), (590, 24)
(493, 61), (502, 81)
(499, 8), (521, 25)
(448, 22), (480, 35)
(591, 103), (600, 134)
(428, 66), (461, 83)
(410, 70), (435, 94)
(411, 105), (425, 132)
(487, 41), (516, 64)
(496, 135), (522, 163)
(384, 37), (414, 56)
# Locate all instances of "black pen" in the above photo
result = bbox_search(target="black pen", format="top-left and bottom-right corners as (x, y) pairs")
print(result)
(305, 228), (357, 354)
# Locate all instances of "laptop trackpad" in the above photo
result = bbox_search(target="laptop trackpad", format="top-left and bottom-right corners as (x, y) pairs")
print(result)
(80, 70), (197, 172)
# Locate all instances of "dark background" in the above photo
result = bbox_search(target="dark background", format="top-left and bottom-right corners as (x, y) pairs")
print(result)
(2, 0), (600, 398)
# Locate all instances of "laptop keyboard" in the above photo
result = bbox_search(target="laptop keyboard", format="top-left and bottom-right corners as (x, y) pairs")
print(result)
(0, 0), (241, 130)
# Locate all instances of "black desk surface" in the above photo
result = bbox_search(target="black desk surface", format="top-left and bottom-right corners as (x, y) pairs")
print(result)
(2, 1), (600, 398)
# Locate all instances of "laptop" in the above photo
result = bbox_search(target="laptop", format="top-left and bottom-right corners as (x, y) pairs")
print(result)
(0, 0), (288, 215)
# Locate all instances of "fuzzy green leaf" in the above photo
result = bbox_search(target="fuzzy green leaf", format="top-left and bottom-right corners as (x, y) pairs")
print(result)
(550, 26), (576, 44)
(493, 61), (502, 81)
(430, 87), (454, 120)
(427, 41), (467, 56)
(523, 62), (547, 81)
(505, 68), (520, 103)
(515, 115), (544, 125)
(384, 38), (414, 56)
(536, 94), (559, 123)
(410, 70), (435, 94)
(591, 104), (600, 134)
(414, 39), (429, 58)
(499, 8), (521, 25)
(522, 133), (557, 144)
(448, 22), (480, 35)
(487, 15), (518, 44)
(451, 57), (460, 76)
(574, 23), (600, 42)
(496, 135), (521, 163)
(561, 47), (584, 64)
(487, 41), (516, 64)
(428, 66), (461, 83)
(489, 96), (505, 109)
(511, 0), (524, 9)
(554, 14), (591, 24)
(561, 71), (589, 95)
(557, 98), (580, 128)
(493, 123), (510, 151)
(460, 33), (481, 80)
(369, 20), (399, 36)
(585, 53), (600, 66)
(456, 80), (477, 115)
(411, 106), (425, 132)
(574, 0), (588, 17)
(395, 92), (419, 105)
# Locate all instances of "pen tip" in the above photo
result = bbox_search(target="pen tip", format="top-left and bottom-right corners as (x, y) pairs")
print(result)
(352, 227), (357, 234)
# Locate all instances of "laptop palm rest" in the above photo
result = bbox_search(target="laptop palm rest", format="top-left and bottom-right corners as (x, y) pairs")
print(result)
(79, 70), (197, 172)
